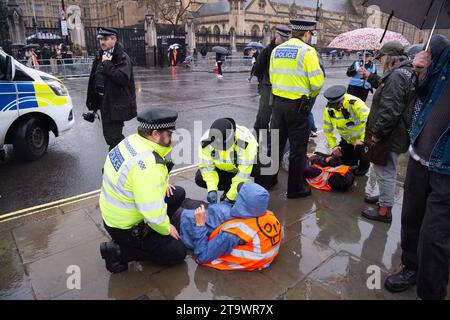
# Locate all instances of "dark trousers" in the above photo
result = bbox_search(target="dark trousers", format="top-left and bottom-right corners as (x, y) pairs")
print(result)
(217, 61), (223, 75)
(104, 186), (187, 266)
(339, 139), (370, 171)
(102, 116), (125, 151)
(254, 84), (273, 140)
(195, 169), (236, 194)
(347, 85), (370, 102)
(270, 96), (310, 194)
(400, 159), (450, 299)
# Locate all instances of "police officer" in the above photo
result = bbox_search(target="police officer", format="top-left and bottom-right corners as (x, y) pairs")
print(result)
(346, 51), (377, 102)
(253, 26), (291, 140)
(196, 118), (258, 203)
(268, 19), (325, 198)
(99, 108), (187, 273)
(86, 27), (137, 150)
(323, 85), (370, 176)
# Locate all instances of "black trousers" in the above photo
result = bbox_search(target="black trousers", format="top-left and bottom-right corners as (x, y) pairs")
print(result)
(102, 116), (125, 151)
(400, 159), (450, 300)
(217, 61), (223, 75)
(339, 139), (370, 170)
(270, 96), (310, 194)
(104, 186), (187, 266)
(254, 84), (273, 140)
(347, 85), (370, 102)
(195, 169), (237, 194)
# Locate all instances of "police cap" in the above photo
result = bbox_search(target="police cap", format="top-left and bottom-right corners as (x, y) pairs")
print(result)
(290, 19), (317, 32)
(275, 26), (291, 38)
(324, 85), (346, 104)
(97, 27), (119, 39)
(137, 108), (178, 131)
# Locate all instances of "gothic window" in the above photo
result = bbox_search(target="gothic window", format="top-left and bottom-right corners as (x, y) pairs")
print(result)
(213, 25), (220, 44)
(259, 0), (266, 10)
(251, 25), (260, 41)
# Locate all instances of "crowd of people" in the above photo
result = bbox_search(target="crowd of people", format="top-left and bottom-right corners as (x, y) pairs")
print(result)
(13, 42), (77, 69)
(83, 23), (449, 300)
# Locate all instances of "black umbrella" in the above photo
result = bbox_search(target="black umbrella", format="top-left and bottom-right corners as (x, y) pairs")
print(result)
(212, 46), (229, 55)
(362, 0), (450, 49)
(23, 43), (40, 49)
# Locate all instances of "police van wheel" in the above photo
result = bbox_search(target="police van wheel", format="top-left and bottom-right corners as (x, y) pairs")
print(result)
(13, 118), (49, 161)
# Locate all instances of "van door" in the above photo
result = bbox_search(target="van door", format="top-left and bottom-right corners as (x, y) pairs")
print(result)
(0, 55), (19, 146)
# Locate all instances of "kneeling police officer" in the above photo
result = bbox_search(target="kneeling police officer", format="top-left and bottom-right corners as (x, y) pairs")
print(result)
(99, 108), (187, 273)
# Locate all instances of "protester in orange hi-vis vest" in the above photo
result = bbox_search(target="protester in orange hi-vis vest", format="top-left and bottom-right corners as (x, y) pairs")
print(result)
(179, 182), (283, 271)
(304, 152), (355, 192)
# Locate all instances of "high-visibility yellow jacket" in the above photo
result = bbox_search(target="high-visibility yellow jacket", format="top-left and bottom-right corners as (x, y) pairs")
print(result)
(323, 94), (370, 149)
(269, 38), (324, 100)
(198, 125), (258, 201)
(100, 134), (171, 235)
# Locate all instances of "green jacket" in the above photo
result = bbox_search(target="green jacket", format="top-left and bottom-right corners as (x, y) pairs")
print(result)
(366, 61), (416, 154)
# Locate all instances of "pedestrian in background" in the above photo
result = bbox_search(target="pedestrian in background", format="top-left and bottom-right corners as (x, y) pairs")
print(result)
(86, 27), (137, 150)
(384, 34), (450, 300)
(215, 52), (224, 79)
(361, 41), (416, 223)
(248, 48), (259, 82)
(346, 51), (377, 102)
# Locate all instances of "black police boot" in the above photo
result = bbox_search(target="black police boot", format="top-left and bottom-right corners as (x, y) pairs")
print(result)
(364, 195), (379, 204)
(384, 267), (417, 293)
(352, 166), (369, 176)
(287, 185), (311, 199)
(100, 241), (128, 274)
(361, 206), (392, 223)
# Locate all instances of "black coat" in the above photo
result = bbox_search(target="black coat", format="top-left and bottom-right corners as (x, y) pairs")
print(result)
(86, 43), (137, 122)
(366, 60), (416, 153)
(253, 40), (277, 86)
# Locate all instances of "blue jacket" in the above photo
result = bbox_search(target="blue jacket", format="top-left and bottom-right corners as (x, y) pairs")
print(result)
(180, 182), (269, 264)
(347, 60), (377, 90)
(411, 45), (450, 175)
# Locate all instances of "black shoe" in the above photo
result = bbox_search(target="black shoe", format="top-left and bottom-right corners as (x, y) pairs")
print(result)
(364, 195), (379, 204)
(384, 267), (417, 293)
(352, 167), (369, 176)
(100, 241), (128, 273)
(287, 185), (311, 199)
(361, 206), (392, 223)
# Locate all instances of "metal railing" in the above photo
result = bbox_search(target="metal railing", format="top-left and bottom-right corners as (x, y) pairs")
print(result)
(17, 58), (94, 78)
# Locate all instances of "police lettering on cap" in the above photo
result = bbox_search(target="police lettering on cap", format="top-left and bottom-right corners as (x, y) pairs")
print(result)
(137, 108), (178, 131)
(324, 85), (346, 104)
(97, 27), (119, 39)
(290, 19), (317, 32)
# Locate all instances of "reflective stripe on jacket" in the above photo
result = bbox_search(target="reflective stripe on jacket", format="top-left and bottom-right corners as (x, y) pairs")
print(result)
(202, 211), (283, 271)
(100, 134), (171, 235)
(269, 38), (324, 100)
(198, 125), (258, 201)
(323, 94), (369, 149)
(306, 165), (351, 191)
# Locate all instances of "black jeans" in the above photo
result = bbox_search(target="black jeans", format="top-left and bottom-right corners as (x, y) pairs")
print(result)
(270, 96), (310, 194)
(401, 159), (450, 300)
(254, 84), (273, 140)
(195, 169), (236, 194)
(339, 139), (370, 171)
(101, 116), (125, 151)
(347, 85), (370, 102)
(104, 186), (187, 266)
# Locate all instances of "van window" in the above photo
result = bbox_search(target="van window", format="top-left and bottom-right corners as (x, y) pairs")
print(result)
(0, 55), (6, 80)
(14, 66), (33, 81)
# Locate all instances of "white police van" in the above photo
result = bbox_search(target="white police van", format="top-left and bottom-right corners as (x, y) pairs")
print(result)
(0, 49), (74, 161)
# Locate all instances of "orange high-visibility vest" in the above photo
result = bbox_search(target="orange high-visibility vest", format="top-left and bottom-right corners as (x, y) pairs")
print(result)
(202, 211), (283, 271)
(306, 164), (351, 191)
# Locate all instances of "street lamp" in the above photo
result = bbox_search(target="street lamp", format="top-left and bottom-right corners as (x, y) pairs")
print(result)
(186, 11), (194, 26)
(145, 9), (154, 25)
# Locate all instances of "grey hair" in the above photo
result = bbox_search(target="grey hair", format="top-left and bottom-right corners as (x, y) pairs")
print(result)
(382, 55), (408, 72)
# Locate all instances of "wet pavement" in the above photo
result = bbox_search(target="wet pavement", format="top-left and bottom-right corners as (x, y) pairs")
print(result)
(1, 67), (449, 300)
(3, 66), (353, 214)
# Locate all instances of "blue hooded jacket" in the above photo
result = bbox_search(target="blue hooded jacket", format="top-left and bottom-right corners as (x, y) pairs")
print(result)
(180, 182), (269, 264)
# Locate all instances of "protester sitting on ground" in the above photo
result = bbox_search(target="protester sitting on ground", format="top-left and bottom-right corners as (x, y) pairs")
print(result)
(179, 182), (283, 271)
(305, 152), (355, 192)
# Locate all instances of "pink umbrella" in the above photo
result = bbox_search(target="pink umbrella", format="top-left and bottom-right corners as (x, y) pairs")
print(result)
(328, 28), (410, 51)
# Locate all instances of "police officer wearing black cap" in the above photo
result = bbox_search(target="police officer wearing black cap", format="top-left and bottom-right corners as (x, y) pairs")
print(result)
(86, 27), (137, 151)
(323, 85), (370, 175)
(99, 108), (187, 273)
(346, 50), (377, 102)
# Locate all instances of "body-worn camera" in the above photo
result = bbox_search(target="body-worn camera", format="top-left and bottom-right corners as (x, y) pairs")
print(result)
(82, 111), (98, 123)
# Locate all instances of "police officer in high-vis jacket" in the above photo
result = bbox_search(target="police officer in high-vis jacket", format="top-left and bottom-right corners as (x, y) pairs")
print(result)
(268, 19), (325, 198)
(196, 118), (258, 204)
(323, 85), (370, 176)
(99, 108), (187, 273)
(346, 51), (377, 102)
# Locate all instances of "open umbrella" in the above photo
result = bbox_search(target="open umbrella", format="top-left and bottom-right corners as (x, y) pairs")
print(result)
(23, 43), (40, 50)
(168, 43), (181, 51)
(328, 28), (410, 51)
(246, 42), (264, 49)
(362, 0), (450, 49)
(212, 46), (229, 55)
